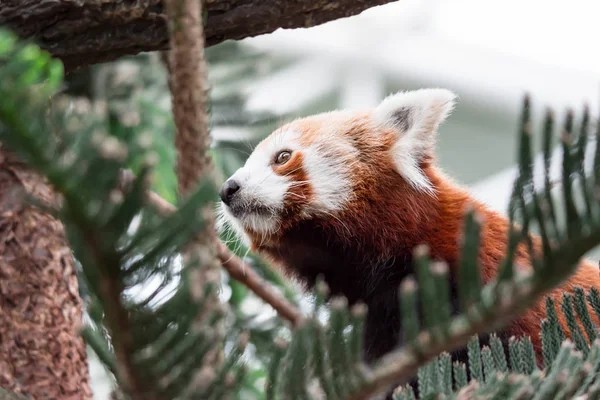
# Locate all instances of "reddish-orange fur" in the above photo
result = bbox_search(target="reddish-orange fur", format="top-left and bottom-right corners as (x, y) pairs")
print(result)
(243, 112), (600, 369)
(426, 168), (600, 361)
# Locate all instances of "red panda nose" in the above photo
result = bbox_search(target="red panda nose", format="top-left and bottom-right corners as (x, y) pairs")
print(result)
(219, 179), (241, 205)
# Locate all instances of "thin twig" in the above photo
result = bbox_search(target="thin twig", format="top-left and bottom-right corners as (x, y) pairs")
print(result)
(217, 241), (304, 327)
(148, 189), (304, 326)
(121, 170), (304, 327)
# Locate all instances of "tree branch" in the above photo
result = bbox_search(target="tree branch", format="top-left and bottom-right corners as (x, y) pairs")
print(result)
(144, 187), (304, 327)
(0, 0), (396, 72)
(0, 148), (92, 399)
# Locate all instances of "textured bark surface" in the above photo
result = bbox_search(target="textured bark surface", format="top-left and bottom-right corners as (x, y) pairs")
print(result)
(0, 147), (91, 399)
(0, 0), (395, 72)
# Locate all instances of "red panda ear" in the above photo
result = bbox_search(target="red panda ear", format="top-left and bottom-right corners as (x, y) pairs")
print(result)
(373, 88), (457, 193)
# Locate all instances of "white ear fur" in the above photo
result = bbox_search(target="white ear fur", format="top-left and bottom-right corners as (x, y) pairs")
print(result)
(373, 88), (457, 194)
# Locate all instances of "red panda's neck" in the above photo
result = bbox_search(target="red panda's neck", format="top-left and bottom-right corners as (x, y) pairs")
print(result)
(426, 168), (512, 283)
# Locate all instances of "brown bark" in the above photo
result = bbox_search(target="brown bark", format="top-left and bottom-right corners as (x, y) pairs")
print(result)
(0, 0), (396, 72)
(164, 0), (214, 197)
(0, 147), (91, 399)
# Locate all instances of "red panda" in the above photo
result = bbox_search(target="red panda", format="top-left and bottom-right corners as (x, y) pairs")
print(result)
(217, 88), (600, 374)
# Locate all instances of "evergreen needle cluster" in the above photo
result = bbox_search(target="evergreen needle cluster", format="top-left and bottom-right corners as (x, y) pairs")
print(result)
(0, 29), (244, 400)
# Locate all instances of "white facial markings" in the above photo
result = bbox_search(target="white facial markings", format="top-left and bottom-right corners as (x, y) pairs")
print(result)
(302, 142), (354, 214)
(219, 128), (303, 235)
(218, 118), (357, 238)
(215, 202), (252, 247)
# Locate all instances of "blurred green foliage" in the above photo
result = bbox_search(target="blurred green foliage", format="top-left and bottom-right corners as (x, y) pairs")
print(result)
(59, 41), (303, 398)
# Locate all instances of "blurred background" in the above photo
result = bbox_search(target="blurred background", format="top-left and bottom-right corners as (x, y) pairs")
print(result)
(78, 0), (600, 397)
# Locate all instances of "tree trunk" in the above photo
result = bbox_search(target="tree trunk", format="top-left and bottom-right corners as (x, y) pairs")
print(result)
(0, 147), (92, 399)
(0, 0), (396, 72)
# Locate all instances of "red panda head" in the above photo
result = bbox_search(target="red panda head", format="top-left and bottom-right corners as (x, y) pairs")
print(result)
(217, 88), (457, 250)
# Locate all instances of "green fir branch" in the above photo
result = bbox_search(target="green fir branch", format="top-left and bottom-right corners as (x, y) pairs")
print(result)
(0, 28), (242, 400)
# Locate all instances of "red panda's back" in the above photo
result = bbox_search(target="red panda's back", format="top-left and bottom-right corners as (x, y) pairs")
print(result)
(429, 168), (600, 362)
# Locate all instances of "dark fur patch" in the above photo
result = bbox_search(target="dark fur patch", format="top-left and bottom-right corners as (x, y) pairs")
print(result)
(261, 216), (515, 399)
(391, 107), (412, 132)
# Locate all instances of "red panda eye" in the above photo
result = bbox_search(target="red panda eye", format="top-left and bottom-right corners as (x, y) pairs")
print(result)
(275, 151), (292, 165)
